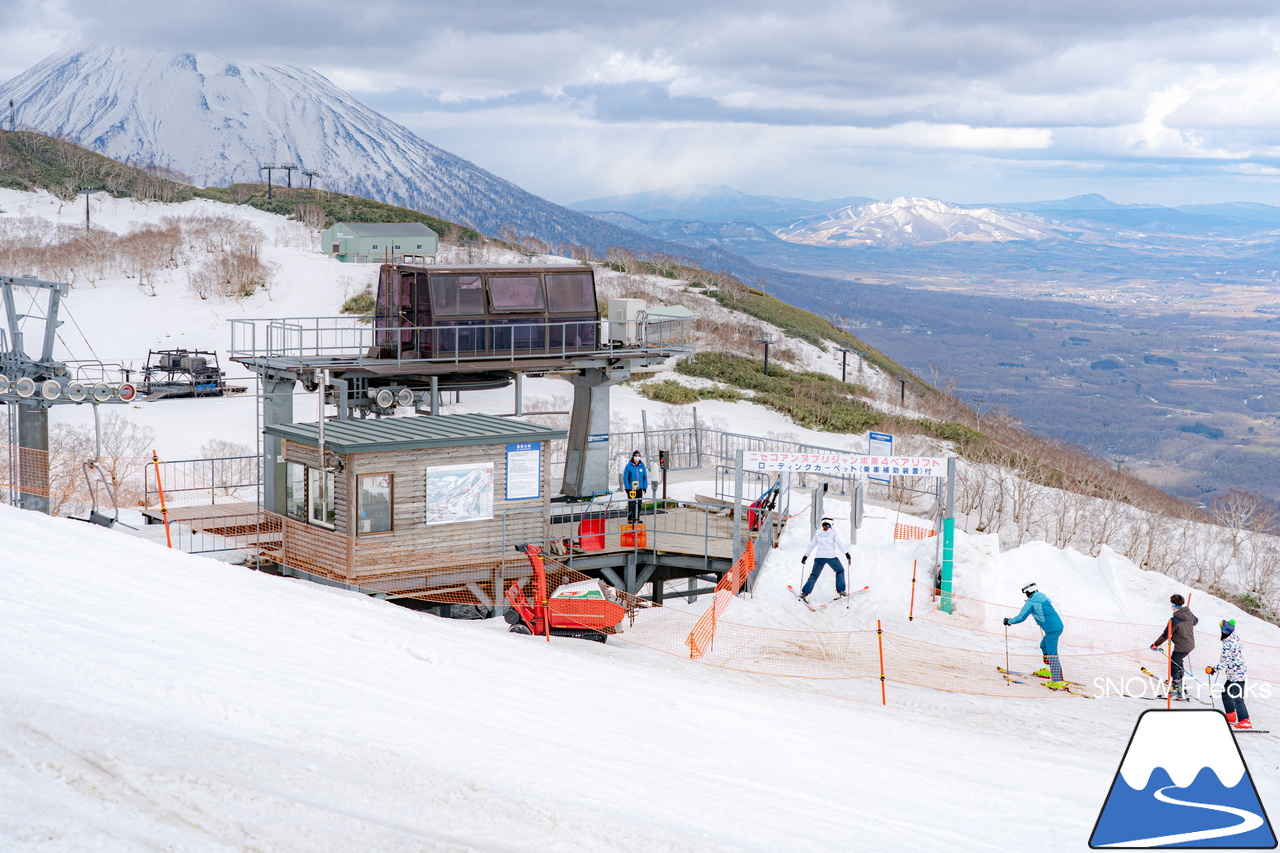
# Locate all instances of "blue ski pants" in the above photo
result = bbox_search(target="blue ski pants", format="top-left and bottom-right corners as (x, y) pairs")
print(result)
(1041, 630), (1063, 681)
(802, 558), (846, 596)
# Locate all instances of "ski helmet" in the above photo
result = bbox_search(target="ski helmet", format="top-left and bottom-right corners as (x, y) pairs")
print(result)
(1220, 619), (1237, 636)
(1021, 582), (1038, 597)
(821, 517), (833, 528)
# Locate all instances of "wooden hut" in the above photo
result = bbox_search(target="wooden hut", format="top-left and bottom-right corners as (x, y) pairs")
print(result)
(262, 413), (566, 598)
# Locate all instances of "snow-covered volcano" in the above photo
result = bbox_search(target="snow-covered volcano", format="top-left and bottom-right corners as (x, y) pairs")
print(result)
(774, 196), (1058, 247)
(0, 45), (656, 250)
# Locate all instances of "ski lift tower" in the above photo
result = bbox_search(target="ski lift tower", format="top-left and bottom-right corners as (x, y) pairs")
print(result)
(0, 275), (134, 514)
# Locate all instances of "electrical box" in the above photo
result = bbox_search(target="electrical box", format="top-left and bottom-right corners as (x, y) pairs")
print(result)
(608, 298), (647, 346)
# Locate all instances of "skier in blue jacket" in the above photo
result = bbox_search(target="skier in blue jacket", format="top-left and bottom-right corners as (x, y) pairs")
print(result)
(1004, 582), (1067, 687)
(622, 450), (649, 524)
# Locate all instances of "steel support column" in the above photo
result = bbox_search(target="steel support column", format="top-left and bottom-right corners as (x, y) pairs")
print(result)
(17, 401), (48, 514)
(261, 375), (296, 517)
(561, 367), (628, 497)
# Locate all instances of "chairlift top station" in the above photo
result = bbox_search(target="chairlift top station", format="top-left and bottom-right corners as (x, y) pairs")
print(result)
(229, 261), (694, 509)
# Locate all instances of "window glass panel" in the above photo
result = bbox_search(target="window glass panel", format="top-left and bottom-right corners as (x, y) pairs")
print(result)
(308, 467), (335, 528)
(358, 474), (393, 534)
(545, 273), (596, 313)
(488, 275), (545, 312)
(286, 462), (306, 521)
(430, 274), (485, 316)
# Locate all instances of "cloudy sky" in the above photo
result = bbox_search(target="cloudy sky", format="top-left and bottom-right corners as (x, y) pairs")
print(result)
(6, 0), (1280, 206)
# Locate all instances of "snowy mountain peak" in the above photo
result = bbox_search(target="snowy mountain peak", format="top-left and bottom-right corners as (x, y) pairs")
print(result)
(1118, 712), (1244, 790)
(774, 195), (1056, 248)
(0, 44), (668, 253)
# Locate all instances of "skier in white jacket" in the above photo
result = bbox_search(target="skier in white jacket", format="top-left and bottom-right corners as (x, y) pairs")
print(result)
(800, 517), (851, 599)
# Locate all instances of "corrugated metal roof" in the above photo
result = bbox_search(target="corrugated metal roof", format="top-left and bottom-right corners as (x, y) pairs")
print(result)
(336, 222), (438, 238)
(265, 413), (567, 454)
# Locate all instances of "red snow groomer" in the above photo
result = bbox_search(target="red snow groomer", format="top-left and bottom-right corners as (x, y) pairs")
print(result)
(504, 544), (628, 643)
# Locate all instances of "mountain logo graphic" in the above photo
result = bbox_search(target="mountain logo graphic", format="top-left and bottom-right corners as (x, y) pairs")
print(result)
(1090, 709), (1276, 848)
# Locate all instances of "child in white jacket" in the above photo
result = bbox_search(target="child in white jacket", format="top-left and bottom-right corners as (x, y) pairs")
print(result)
(1208, 619), (1252, 730)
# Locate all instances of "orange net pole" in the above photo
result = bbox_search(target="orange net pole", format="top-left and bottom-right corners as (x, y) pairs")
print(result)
(1166, 618), (1173, 710)
(151, 451), (172, 549)
(908, 559), (917, 621)
(877, 619), (886, 706)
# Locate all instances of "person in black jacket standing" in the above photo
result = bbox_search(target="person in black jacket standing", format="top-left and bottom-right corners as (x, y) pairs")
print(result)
(1151, 593), (1198, 699)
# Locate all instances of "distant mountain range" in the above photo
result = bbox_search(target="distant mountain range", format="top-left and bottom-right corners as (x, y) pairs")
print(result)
(569, 184), (874, 225)
(573, 186), (1280, 251)
(0, 45), (689, 255)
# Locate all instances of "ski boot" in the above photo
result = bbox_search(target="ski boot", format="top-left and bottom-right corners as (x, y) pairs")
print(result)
(1235, 718), (1254, 730)
(1034, 668), (1051, 679)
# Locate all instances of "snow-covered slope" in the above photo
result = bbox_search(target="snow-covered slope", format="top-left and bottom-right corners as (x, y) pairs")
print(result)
(775, 196), (1058, 247)
(0, 45), (673, 252)
(5, 492), (1279, 851)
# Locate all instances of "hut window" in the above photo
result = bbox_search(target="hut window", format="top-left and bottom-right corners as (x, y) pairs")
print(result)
(308, 468), (336, 528)
(488, 275), (545, 312)
(357, 474), (393, 534)
(285, 462), (306, 521)
(545, 273), (595, 313)
(429, 274), (485, 316)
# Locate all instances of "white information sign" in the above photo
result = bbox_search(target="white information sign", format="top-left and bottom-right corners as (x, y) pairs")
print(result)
(743, 451), (946, 478)
(868, 431), (894, 484)
(425, 461), (494, 524)
(505, 442), (541, 501)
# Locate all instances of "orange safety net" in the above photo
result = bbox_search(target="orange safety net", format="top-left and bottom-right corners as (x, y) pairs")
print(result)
(893, 522), (936, 540)
(684, 541), (756, 660)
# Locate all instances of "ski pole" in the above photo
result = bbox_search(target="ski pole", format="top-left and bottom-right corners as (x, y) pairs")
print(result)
(1004, 623), (1010, 674)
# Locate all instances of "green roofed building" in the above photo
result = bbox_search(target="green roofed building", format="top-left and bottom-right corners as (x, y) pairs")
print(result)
(321, 222), (440, 263)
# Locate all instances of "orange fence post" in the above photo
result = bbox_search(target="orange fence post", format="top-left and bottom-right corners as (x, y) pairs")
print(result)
(908, 560), (917, 621)
(151, 451), (172, 549)
(877, 619), (887, 706)
(1166, 618), (1173, 710)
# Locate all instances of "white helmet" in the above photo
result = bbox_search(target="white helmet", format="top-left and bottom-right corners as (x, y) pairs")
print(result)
(1021, 582), (1038, 597)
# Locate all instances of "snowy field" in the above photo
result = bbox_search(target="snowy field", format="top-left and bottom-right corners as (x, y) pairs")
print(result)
(4, 188), (1280, 850)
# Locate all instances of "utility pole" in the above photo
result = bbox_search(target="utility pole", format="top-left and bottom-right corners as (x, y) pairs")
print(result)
(756, 333), (774, 376)
(301, 169), (319, 189)
(279, 163), (298, 188)
(78, 187), (99, 231)
(894, 372), (910, 405)
(259, 164), (280, 200)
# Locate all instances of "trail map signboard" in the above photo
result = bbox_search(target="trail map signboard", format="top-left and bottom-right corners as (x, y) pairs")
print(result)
(742, 451), (945, 478)
(425, 462), (494, 524)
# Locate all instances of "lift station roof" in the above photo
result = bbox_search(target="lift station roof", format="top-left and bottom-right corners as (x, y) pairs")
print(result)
(265, 413), (567, 455)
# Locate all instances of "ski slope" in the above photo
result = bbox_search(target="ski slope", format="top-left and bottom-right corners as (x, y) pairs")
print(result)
(4, 496), (1280, 851)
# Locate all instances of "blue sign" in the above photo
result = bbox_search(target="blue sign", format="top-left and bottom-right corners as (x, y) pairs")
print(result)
(868, 432), (893, 484)
(587, 433), (609, 443)
(505, 442), (540, 501)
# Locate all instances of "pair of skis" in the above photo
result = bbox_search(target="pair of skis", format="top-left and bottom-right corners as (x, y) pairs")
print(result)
(788, 584), (869, 612)
(995, 666), (1092, 697)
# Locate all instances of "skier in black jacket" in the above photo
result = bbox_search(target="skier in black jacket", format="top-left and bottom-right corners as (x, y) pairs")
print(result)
(1151, 593), (1198, 699)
